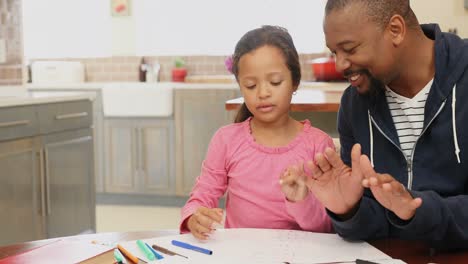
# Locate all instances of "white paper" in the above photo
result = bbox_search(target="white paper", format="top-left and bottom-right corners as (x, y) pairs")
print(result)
(118, 228), (399, 264)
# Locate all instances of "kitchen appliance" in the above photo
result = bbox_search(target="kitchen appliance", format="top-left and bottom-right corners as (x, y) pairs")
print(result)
(31, 61), (85, 84)
(309, 56), (345, 81)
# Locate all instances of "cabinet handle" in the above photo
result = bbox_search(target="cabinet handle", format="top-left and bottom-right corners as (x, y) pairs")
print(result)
(44, 150), (51, 215)
(0, 120), (30, 128)
(38, 151), (46, 218)
(55, 112), (88, 120)
(137, 128), (142, 171)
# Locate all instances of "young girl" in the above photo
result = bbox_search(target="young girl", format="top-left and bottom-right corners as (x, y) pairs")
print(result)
(180, 25), (334, 240)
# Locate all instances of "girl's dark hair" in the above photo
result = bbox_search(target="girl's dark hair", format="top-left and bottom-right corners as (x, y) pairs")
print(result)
(232, 25), (301, 123)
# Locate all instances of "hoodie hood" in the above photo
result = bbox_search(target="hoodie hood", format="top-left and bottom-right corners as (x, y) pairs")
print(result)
(424, 24), (468, 100)
(422, 24), (468, 164)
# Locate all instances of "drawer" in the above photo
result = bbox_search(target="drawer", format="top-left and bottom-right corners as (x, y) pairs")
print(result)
(37, 100), (93, 134)
(0, 105), (39, 141)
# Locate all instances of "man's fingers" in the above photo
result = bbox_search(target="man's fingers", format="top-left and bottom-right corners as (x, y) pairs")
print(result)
(315, 152), (332, 173)
(308, 158), (323, 178)
(411, 197), (423, 209)
(324, 147), (344, 168)
(359, 154), (375, 179)
(350, 144), (362, 168)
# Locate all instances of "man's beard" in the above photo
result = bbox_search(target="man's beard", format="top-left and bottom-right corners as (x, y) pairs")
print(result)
(344, 68), (385, 95)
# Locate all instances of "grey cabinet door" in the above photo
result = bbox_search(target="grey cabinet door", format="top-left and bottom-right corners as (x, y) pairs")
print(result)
(0, 138), (43, 246)
(41, 128), (95, 238)
(174, 89), (239, 196)
(104, 118), (175, 195)
(138, 119), (175, 195)
(104, 120), (139, 193)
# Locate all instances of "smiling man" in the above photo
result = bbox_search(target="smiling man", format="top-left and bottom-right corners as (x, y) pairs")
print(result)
(295, 0), (468, 249)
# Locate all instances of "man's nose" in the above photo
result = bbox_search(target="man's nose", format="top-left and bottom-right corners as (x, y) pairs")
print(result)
(335, 54), (350, 74)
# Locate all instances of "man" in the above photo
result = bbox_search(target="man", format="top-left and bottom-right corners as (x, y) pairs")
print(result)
(285, 0), (468, 249)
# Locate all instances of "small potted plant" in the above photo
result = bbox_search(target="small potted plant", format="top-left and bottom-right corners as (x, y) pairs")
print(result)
(172, 57), (187, 82)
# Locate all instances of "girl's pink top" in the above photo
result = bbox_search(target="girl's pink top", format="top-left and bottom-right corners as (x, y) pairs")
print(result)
(180, 118), (334, 233)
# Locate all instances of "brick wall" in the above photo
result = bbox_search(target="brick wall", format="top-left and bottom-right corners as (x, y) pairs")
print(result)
(0, 0), (22, 85)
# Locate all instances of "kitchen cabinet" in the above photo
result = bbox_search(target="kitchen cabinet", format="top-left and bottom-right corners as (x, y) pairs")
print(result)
(174, 88), (240, 196)
(28, 89), (105, 193)
(0, 99), (95, 246)
(104, 118), (175, 195)
(41, 128), (94, 238)
(0, 137), (42, 245)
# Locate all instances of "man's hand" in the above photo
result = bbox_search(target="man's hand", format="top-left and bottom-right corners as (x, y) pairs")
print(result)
(303, 144), (365, 217)
(280, 162), (310, 202)
(187, 207), (223, 240)
(360, 155), (422, 220)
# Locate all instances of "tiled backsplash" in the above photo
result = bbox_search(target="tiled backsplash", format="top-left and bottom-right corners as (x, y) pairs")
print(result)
(0, 0), (23, 85)
(32, 53), (324, 83)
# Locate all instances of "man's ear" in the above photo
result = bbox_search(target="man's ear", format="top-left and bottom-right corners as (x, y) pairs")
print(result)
(387, 14), (406, 46)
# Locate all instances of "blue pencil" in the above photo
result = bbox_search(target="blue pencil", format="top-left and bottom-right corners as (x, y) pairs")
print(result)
(145, 242), (164, 260)
(171, 240), (213, 255)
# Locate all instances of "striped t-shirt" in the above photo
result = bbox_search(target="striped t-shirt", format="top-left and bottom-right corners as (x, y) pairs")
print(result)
(385, 79), (433, 159)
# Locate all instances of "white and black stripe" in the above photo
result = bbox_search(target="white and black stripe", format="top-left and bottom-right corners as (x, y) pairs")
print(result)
(386, 79), (433, 159)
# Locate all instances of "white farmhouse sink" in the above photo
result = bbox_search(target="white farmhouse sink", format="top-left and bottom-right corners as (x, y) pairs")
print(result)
(102, 82), (173, 117)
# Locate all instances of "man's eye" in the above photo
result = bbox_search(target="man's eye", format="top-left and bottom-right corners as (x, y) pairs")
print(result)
(343, 46), (357, 54)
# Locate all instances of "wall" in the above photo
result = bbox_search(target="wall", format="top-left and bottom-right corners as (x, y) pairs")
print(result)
(0, 0), (22, 85)
(37, 54), (321, 83)
(32, 1), (468, 83)
(412, 0), (468, 37)
(16, 1), (468, 84)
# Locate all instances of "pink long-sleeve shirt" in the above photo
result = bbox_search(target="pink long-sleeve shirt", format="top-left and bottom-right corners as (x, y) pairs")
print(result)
(180, 118), (334, 233)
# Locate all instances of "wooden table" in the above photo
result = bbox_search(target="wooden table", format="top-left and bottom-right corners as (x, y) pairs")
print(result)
(225, 89), (344, 112)
(1, 231), (467, 264)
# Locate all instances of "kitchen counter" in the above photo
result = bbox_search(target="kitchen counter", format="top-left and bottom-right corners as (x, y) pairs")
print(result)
(226, 88), (345, 112)
(0, 92), (95, 108)
(26, 81), (349, 91)
(26, 81), (349, 115)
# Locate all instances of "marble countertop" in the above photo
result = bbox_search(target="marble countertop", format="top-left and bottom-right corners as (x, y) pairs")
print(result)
(226, 88), (345, 112)
(26, 81), (349, 91)
(0, 91), (95, 108)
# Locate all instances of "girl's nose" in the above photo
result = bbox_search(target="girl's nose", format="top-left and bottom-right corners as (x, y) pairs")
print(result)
(257, 83), (271, 98)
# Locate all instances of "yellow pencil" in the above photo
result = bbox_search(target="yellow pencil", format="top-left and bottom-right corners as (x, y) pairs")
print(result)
(117, 244), (139, 264)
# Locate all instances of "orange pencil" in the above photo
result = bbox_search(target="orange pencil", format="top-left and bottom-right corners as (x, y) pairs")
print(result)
(117, 244), (139, 264)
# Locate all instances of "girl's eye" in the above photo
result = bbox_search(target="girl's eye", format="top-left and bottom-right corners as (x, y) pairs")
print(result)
(271, 81), (282, 86)
(245, 84), (256, 89)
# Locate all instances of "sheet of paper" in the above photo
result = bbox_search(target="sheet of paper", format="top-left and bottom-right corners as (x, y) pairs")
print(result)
(118, 228), (398, 264)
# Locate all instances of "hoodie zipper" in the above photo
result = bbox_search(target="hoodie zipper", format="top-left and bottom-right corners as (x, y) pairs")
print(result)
(369, 100), (446, 190)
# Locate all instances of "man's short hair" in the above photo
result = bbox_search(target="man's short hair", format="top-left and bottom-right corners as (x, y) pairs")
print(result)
(325, 0), (419, 29)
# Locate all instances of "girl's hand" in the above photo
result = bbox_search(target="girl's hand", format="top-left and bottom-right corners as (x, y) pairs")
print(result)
(187, 207), (223, 240)
(280, 162), (310, 202)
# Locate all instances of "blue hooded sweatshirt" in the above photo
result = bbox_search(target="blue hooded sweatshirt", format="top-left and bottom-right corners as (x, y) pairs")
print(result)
(330, 24), (468, 249)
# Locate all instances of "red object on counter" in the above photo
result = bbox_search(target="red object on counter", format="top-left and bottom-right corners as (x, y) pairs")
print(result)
(172, 68), (187, 82)
(115, 4), (126, 13)
(309, 56), (345, 81)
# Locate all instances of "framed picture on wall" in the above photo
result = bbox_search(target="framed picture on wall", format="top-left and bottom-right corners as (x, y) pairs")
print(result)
(111, 0), (131, 17)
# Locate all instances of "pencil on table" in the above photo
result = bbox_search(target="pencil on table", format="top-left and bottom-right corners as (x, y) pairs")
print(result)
(117, 244), (139, 264)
